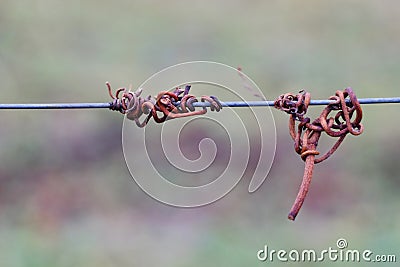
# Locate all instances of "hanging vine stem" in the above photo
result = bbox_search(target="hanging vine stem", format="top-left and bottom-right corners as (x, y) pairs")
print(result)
(274, 88), (364, 220)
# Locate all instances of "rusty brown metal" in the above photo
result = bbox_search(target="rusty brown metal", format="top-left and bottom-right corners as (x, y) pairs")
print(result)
(274, 87), (364, 221)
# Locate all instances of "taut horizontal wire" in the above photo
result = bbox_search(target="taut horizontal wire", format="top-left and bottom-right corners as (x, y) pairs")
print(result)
(0, 97), (399, 109)
(210, 97), (400, 107)
(0, 103), (111, 109)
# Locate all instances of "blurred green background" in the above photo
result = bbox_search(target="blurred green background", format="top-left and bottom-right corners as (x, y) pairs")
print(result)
(0, 0), (399, 266)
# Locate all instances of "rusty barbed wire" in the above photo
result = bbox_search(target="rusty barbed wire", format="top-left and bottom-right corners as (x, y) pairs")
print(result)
(274, 87), (364, 221)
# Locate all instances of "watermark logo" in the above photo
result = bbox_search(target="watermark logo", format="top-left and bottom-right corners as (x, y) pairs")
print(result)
(257, 238), (397, 263)
(122, 61), (276, 207)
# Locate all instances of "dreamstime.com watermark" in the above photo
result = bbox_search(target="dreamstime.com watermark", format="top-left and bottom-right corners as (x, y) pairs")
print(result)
(257, 238), (397, 263)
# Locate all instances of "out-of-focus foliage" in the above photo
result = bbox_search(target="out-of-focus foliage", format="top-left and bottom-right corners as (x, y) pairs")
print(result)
(0, 0), (399, 266)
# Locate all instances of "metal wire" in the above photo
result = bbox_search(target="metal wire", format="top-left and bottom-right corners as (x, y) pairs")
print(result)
(196, 97), (400, 107)
(0, 103), (111, 109)
(0, 97), (399, 109)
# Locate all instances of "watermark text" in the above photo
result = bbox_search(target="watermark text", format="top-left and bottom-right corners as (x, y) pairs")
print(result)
(257, 238), (396, 263)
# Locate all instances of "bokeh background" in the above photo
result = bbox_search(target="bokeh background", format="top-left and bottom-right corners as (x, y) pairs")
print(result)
(0, 0), (399, 266)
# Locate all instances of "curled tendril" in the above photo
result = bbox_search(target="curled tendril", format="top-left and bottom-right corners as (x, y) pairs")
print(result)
(274, 87), (363, 221)
(107, 83), (222, 128)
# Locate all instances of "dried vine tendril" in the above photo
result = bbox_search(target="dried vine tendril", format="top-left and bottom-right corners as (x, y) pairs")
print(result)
(107, 82), (222, 127)
(274, 87), (364, 221)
